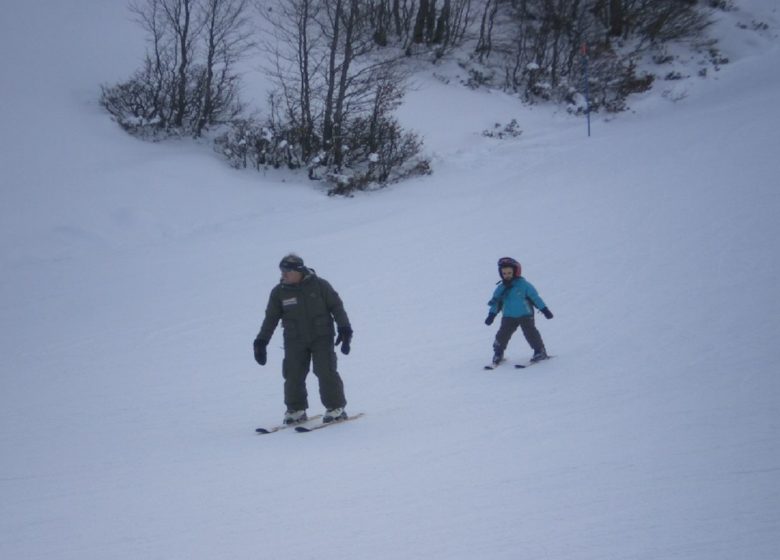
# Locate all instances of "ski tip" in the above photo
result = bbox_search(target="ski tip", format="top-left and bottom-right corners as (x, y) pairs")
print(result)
(514, 364), (526, 369)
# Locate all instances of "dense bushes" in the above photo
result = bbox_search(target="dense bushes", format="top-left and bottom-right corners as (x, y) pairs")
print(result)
(102, 0), (721, 195)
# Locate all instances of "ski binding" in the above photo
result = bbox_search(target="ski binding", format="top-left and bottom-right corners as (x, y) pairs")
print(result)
(295, 412), (365, 432)
(255, 414), (323, 434)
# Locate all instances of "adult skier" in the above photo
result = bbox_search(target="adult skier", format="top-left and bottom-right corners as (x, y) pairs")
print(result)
(253, 254), (353, 425)
(485, 257), (553, 367)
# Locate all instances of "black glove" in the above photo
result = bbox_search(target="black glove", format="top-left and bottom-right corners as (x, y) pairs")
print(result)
(335, 326), (353, 355)
(541, 307), (553, 319)
(253, 337), (268, 365)
(485, 313), (496, 325)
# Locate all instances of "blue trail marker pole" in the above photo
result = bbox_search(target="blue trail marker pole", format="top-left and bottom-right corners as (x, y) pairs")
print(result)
(581, 42), (591, 137)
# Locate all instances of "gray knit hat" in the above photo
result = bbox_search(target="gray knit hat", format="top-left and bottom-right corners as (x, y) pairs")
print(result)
(279, 254), (305, 272)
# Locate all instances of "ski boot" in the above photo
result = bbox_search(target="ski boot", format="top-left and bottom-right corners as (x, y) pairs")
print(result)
(530, 349), (549, 363)
(491, 347), (505, 367)
(323, 408), (348, 423)
(283, 410), (308, 425)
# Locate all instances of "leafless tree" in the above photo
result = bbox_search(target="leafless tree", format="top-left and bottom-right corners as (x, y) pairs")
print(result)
(256, 0), (426, 192)
(472, 0), (710, 110)
(195, 0), (254, 135)
(259, 0), (323, 161)
(411, 0), (472, 52)
(102, 0), (252, 136)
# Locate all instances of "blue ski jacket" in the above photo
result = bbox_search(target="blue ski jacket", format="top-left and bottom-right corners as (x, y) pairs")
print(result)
(488, 277), (547, 318)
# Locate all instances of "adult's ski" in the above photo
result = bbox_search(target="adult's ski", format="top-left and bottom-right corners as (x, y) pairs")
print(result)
(255, 414), (322, 435)
(515, 355), (555, 369)
(484, 358), (506, 370)
(294, 412), (365, 433)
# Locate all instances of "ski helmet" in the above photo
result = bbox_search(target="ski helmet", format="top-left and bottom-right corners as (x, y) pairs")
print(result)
(497, 257), (521, 278)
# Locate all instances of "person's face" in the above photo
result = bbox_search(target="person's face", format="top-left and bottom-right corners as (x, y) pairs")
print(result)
(500, 267), (514, 281)
(281, 269), (303, 284)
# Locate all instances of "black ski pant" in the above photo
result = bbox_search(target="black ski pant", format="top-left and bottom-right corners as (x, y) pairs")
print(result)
(493, 315), (545, 355)
(282, 337), (346, 412)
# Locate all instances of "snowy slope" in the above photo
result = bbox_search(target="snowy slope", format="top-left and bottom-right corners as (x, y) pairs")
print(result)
(1, 1), (779, 559)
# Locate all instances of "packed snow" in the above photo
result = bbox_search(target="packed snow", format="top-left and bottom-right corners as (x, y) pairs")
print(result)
(1, 1), (779, 559)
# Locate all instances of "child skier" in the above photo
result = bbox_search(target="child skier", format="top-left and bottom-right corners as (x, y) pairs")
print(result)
(485, 257), (553, 367)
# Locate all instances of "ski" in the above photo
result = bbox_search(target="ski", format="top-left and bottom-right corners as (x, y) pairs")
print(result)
(515, 355), (555, 369)
(294, 412), (365, 433)
(255, 414), (323, 435)
(484, 358), (506, 370)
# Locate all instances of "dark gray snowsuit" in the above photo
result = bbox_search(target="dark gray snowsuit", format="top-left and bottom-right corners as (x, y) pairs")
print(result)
(256, 270), (351, 411)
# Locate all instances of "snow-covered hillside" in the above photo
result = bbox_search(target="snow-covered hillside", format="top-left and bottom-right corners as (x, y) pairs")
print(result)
(1, 1), (779, 559)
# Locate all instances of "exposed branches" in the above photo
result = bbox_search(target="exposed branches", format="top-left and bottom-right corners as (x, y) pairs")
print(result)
(102, 0), (253, 137)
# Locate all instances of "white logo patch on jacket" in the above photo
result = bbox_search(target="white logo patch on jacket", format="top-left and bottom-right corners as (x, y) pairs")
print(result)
(282, 297), (298, 307)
